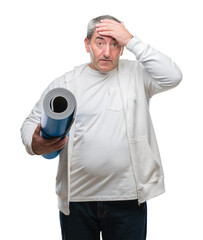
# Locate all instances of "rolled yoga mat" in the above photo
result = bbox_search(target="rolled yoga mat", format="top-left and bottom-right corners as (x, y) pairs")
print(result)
(40, 88), (76, 159)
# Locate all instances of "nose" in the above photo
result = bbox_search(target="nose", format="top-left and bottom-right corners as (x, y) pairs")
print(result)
(103, 45), (110, 58)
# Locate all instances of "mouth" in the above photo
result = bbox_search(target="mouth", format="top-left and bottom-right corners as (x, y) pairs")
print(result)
(99, 59), (112, 62)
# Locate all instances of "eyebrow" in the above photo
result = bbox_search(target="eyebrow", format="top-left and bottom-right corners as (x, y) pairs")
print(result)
(95, 36), (117, 42)
(96, 37), (105, 41)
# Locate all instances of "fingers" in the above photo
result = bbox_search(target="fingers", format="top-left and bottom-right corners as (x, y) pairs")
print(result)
(43, 136), (67, 148)
(40, 136), (67, 151)
(96, 22), (116, 33)
(96, 19), (125, 43)
(96, 19), (121, 29)
(100, 19), (121, 24)
(43, 138), (67, 153)
(32, 136), (68, 155)
(45, 136), (61, 144)
(53, 137), (68, 151)
(96, 23), (116, 39)
(32, 123), (68, 155)
(96, 19), (132, 46)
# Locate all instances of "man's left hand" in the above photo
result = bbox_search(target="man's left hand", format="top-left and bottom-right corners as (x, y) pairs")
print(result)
(96, 19), (133, 46)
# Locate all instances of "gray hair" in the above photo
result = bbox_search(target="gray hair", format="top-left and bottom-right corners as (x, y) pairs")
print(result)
(87, 15), (121, 41)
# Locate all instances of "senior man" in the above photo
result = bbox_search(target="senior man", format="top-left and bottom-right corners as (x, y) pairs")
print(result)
(21, 15), (182, 240)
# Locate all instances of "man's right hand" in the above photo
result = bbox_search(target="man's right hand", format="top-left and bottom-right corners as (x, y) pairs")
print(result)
(31, 123), (68, 155)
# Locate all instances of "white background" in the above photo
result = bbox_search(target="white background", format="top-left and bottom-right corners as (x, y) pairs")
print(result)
(0, 0), (202, 239)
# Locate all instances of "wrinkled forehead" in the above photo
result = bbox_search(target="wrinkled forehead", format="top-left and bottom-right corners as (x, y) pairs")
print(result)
(90, 30), (117, 43)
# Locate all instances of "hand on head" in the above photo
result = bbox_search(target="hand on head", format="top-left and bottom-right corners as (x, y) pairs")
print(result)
(96, 19), (133, 47)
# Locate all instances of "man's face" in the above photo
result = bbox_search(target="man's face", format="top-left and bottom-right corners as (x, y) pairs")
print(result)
(85, 30), (123, 72)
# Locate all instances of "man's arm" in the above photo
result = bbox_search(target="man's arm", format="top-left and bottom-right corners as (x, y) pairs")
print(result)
(96, 19), (183, 97)
(20, 81), (68, 156)
(126, 37), (182, 97)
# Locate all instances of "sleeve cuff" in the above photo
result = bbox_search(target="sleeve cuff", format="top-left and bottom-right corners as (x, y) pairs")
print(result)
(25, 143), (35, 156)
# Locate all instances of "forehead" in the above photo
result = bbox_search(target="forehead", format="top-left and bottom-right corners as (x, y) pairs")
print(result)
(91, 30), (117, 42)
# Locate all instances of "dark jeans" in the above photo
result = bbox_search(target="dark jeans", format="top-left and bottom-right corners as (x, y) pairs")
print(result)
(59, 200), (147, 240)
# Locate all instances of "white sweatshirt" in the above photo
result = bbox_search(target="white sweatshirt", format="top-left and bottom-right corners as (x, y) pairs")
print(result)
(21, 36), (182, 215)
(70, 65), (137, 201)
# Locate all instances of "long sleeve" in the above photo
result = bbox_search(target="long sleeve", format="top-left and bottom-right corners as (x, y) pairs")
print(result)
(126, 36), (183, 97)
(20, 81), (56, 155)
(20, 100), (42, 155)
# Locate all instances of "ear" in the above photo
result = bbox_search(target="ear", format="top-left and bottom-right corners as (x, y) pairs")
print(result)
(84, 37), (90, 53)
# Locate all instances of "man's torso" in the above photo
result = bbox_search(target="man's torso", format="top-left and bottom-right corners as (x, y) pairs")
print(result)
(70, 65), (137, 201)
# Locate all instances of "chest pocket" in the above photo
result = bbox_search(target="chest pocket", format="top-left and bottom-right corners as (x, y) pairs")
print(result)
(106, 87), (123, 111)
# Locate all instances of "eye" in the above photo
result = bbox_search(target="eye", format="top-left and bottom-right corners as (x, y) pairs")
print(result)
(111, 42), (118, 48)
(96, 42), (104, 47)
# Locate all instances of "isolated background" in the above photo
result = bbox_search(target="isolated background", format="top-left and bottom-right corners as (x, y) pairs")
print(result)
(1, 0), (202, 239)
